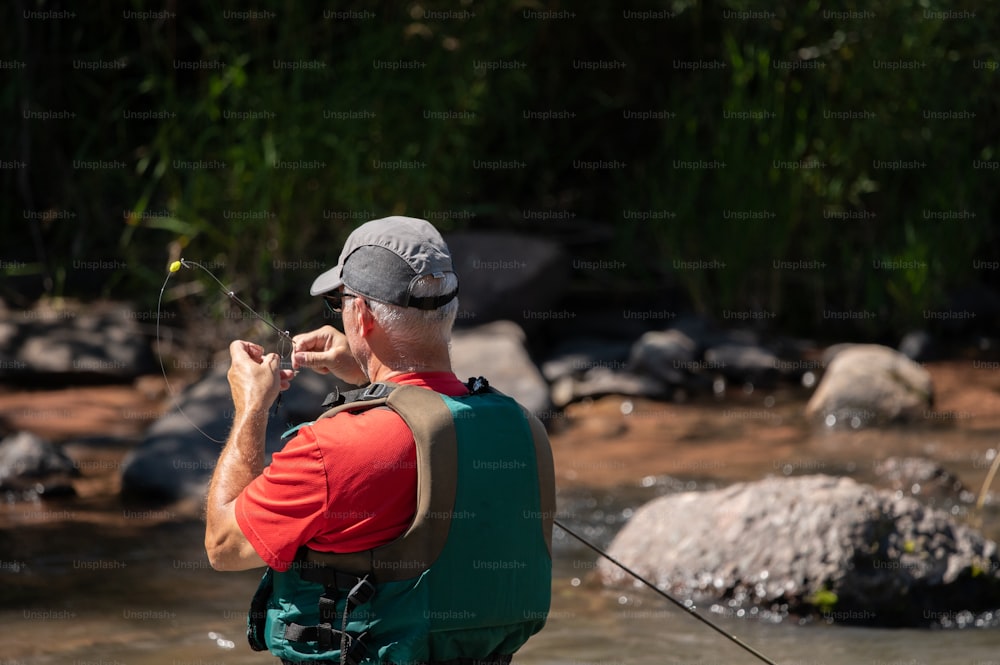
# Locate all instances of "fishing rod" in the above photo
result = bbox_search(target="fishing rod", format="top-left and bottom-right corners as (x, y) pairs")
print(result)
(156, 259), (294, 442)
(167, 259), (293, 346)
(553, 518), (779, 665)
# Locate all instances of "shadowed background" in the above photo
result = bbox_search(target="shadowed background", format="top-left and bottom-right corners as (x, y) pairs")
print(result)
(2, 0), (998, 344)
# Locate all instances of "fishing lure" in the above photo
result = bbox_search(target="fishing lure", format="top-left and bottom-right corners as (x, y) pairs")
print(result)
(156, 258), (294, 443)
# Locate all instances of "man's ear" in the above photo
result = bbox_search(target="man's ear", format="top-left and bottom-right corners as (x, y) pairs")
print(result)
(355, 298), (376, 337)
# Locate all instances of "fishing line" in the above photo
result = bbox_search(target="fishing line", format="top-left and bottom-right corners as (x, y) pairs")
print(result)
(155, 259), (293, 443)
(554, 518), (779, 665)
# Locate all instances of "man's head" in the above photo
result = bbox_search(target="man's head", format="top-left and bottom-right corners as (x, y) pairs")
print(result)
(310, 216), (458, 308)
(310, 216), (459, 376)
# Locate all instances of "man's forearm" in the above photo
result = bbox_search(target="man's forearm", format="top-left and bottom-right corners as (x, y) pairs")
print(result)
(210, 410), (267, 503)
(205, 409), (269, 569)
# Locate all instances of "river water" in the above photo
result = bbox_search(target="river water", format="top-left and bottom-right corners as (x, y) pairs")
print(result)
(3, 486), (999, 665)
(3, 368), (1000, 664)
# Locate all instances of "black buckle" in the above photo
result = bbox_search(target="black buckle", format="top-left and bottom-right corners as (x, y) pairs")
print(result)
(318, 593), (339, 624)
(317, 622), (334, 651)
(346, 576), (375, 611)
(358, 382), (391, 400)
(343, 631), (369, 665)
(466, 376), (490, 394)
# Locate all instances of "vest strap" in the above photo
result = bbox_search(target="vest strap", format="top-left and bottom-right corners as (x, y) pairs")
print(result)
(316, 382), (399, 422)
(284, 573), (374, 665)
(282, 624), (368, 664)
(298, 555), (372, 589)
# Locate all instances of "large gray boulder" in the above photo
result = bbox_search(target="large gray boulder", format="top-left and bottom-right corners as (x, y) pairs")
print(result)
(598, 475), (1000, 626)
(805, 344), (933, 428)
(0, 301), (155, 382)
(450, 321), (551, 418)
(121, 360), (342, 502)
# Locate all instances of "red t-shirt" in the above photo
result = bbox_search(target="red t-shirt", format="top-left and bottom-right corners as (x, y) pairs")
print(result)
(235, 372), (470, 571)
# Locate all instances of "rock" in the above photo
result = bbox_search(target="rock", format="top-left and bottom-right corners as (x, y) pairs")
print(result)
(540, 337), (632, 383)
(120, 359), (344, 502)
(627, 329), (698, 385)
(550, 368), (666, 408)
(0, 431), (79, 499)
(542, 337), (664, 406)
(819, 342), (857, 367)
(805, 344), (933, 428)
(0, 301), (155, 383)
(898, 331), (937, 362)
(598, 475), (1000, 626)
(444, 232), (569, 328)
(450, 321), (551, 418)
(703, 343), (781, 386)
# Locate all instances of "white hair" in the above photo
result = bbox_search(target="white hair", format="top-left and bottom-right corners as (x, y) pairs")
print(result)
(347, 273), (458, 371)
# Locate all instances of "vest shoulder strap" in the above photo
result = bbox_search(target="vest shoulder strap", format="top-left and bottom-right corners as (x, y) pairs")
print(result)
(303, 383), (460, 581)
(315, 382), (399, 421)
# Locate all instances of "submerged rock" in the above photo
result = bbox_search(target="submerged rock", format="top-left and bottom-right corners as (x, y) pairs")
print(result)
(598, 475), (1000, 626)
(0, 431), (79, 499)
(805, 344), (933, 428)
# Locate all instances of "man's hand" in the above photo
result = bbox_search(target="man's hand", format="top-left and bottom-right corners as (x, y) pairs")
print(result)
(227, 341), (293, 414)
(292, 326), (367, 385)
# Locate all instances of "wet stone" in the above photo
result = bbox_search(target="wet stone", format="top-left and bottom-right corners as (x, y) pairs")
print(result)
(598, 474), (1000, 627)
(805, 344), (934, 428)
(0, 431), (79, 499)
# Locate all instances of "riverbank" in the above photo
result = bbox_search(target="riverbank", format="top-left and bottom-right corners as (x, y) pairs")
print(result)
(1, 358), (997, 531)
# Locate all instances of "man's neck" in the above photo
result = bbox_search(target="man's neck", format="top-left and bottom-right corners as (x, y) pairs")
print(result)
(366, 348), (453, 384)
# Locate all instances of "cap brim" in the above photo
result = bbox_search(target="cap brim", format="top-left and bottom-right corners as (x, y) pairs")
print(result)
(309, 264), (344, 296)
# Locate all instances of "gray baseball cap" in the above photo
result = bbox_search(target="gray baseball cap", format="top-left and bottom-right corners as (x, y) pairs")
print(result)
(310, 216), (459, 310)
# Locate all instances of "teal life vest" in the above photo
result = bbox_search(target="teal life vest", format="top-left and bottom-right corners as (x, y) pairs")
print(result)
(247, 380), (556, 665)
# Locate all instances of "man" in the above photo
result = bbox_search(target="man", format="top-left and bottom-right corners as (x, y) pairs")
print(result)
(205, 216), (555, 665)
